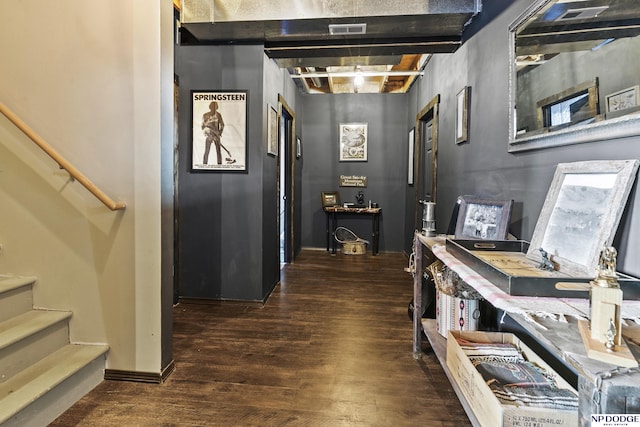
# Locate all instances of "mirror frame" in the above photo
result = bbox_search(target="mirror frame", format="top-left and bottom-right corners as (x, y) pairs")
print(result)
(507, 0), (640, 152)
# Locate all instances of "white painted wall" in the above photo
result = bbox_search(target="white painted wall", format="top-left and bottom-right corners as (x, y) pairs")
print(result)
(0, 0), (173, 373)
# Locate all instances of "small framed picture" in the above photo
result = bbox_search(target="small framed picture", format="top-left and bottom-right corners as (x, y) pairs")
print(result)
(191, 90), (248, 171)
(339, 123), (367, 161)
(605, 85), (639, 113)
(408, 127), (415, 185)
(456, 86), (470, 144)
(267, 105), (278, 156)
(454, 196), (513, 241)
(321, 191), (341, 208)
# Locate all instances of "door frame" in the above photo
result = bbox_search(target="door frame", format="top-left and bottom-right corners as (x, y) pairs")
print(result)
(414, 95), (440, 230)
(278, 94), (296, 264)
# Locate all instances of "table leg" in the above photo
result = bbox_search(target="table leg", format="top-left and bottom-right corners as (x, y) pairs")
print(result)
(413, 234), (423, 359)
(372, 213), (379, 255)
(325, 211), (330, 252)
(331, 212), (337, 254)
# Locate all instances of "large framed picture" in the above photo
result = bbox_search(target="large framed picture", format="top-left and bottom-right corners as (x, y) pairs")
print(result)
(526, 160), (640, 276)
(454, 196), (513, 240)
(339, 123), (367, 161)
(191, 90), (248, 171)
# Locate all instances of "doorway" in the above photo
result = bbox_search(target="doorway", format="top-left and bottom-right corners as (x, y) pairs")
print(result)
(415, 95), (440, 230)
(278, 95), (295, 266)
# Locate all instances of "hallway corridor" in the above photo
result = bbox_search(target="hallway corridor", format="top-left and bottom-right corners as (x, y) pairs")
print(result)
(51, 250), (470, 426)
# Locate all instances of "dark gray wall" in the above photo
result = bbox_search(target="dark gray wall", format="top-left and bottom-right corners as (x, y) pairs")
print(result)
(409, 0), (640, 277)
(300, 93), (409, 252)
(176, 44), (269, 301)
(175, 44), (301, 302)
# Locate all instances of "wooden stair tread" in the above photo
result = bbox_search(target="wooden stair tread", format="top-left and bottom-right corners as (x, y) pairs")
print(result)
(0, 275), (36, 294)
(0, 344), (109, 424)
(0, 310), (72, 350)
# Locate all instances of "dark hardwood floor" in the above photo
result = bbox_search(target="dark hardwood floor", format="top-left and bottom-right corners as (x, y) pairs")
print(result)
(51, 249), (471, 426)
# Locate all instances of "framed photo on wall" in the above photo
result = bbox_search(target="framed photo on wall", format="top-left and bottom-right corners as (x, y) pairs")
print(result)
(267, 104), (278, 156)
(339, 123), (367, 161)
(191, 90), (248, 171)
(408, 127), (415, 185)
(605, 85), (639, 113)
(456, 86), (470, 144)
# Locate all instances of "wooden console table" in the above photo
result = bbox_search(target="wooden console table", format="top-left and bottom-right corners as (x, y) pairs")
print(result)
(324, 206), (381, 255)
(411, 231), (640, 426)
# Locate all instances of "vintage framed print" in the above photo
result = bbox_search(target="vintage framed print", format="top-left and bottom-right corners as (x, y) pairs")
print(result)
(321, 191), (341, 208)
(605, 85), (639, 113)
(267, 104), (278, 156)
(455, 86), (470, 144)
(526, 160), (640, 276)
(191, 90), (247, 171)
(408, 127), (415, 185)
(339, 123), (367, 161)
(454, 196), (513, 240)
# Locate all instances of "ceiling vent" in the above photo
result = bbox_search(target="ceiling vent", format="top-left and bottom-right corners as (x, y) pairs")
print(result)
(329, 23), (367, 36)
(555, 6), (608, 21)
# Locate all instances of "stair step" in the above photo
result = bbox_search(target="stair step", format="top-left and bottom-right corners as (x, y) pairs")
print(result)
(0, 310), (72, 383)
(0, 275), (36, 323)
(0, 344), (109, 426)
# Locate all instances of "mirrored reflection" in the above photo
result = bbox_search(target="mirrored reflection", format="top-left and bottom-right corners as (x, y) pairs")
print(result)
(511, 0), (640, 142)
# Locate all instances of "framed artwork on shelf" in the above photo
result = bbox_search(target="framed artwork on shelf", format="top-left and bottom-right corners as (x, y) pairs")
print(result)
(191, 90), (248, 171)
(267, 104), (278, 156)
(526, 159), (640, 276)
(456, 86), (470, 144)
(321, 191), (341, 208)
(454, 196), (514, 241)
(339, 123), (367, 161)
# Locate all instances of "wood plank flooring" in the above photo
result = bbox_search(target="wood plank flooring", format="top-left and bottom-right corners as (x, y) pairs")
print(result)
(51, 249), (471, 426)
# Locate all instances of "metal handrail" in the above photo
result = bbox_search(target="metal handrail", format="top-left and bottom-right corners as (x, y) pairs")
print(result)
(0, 102), (126, 211)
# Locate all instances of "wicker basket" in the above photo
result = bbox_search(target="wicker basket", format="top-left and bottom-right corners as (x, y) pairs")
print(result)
(342, 241), (366, 255)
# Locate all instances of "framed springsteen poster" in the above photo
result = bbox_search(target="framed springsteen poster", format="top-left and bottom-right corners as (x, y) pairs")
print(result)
(191, 90), (248, 171)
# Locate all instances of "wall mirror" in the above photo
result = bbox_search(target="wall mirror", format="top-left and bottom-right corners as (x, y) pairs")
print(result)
(508, 0), (640, 152)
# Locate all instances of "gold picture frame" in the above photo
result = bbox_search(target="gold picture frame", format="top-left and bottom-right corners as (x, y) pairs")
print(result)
(321, 191), (341, 208)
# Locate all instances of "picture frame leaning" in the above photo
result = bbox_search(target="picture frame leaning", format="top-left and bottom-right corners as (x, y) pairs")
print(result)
(321, 191), (341, 208)
(454, 196), (513, 241)
(191, 90), (248, 171)
(526, 159), (640, 277)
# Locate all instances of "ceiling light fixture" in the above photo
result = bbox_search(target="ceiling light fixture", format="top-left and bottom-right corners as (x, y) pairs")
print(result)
(353, 68), (364, 88)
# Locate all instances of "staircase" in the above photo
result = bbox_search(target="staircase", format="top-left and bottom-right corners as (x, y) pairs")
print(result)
(0, 275), (108, 426)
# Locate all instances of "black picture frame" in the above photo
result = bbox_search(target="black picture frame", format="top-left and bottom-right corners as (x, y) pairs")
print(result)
(191, 90), (248, 171)
(454, 196), (513, 240)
